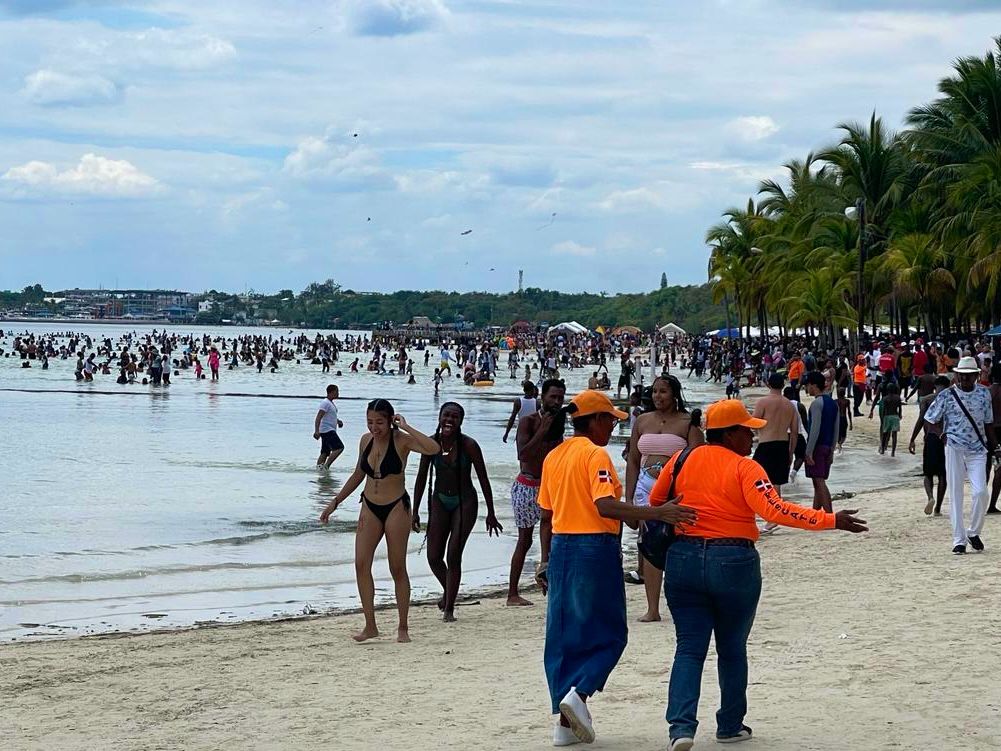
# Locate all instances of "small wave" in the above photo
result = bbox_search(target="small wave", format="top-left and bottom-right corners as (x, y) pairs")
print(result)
(164, 458), (309, 473)
(5, 521), (354, 561)
(0, 557), (352, 586)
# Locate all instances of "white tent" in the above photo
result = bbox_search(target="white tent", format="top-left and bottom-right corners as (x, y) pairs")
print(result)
(544, 320), (588, 334)
(658, 322), (686, 338)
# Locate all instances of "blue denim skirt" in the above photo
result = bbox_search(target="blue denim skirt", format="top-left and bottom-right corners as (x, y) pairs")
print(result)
(544, 533), (628, 713)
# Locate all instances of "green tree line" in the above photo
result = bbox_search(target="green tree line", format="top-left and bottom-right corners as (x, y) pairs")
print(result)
(213, 281), (727, 333)
(4, 280), (727, 332)
(708, 37), (1001, 346)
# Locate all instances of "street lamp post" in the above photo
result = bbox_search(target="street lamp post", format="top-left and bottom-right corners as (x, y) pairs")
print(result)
(845, 199), (867, 344)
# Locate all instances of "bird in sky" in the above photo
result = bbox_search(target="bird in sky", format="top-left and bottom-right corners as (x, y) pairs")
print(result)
(460, 229), (472, 236)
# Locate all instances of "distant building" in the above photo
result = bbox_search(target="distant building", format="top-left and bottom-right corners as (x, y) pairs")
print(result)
(407, 316), (436, 330)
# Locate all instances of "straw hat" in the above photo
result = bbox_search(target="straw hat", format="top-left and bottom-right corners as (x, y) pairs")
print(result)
(954, 356), (981, 374)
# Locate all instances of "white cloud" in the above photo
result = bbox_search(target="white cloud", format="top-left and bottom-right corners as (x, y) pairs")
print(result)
(598, 187), (668, 213)
(552, 240), (596, 257)
(420, 213), (453, 228)
(395, 170), (474, 194)
(689, 160), (779, 185)
(1, 154), (160, 198)
(282, 129), (390, 188)
(222, 188), (287, 222)
(345, 0), (449, 37)
(724, 115), (780, 142)
(21, 69), (121, 106)
(74, 28), (236, 71)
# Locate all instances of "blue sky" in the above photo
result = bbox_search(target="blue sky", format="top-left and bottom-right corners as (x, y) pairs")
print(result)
(0, 0), (998, 295)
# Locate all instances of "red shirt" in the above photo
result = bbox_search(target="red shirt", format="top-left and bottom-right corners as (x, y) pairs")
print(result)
(912, 350), (928, 376)
(878, 353), (895, 373)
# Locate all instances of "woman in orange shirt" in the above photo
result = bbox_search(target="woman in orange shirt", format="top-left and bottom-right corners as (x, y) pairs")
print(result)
(648, 400), (867, 750)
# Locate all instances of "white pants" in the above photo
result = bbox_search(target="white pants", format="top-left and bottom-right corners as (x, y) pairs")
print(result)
(944, 445), (989, 547)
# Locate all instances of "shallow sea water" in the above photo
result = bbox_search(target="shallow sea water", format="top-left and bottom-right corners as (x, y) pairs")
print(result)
(0, 323), (916, 640)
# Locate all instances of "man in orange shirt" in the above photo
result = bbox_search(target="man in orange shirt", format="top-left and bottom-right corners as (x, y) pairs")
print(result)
(648, 400), (867, 750)
(852, 354), (868, 417)
(787, 351), (805, 394)
(537, 390), (695, 747)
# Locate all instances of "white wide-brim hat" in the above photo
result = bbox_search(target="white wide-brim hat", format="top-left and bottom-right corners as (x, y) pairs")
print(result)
(954, 356), (981, 374)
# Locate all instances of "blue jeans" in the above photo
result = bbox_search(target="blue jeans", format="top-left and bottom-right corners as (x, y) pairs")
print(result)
(664, 541), (762, 740)
(544, 534), (627, 714)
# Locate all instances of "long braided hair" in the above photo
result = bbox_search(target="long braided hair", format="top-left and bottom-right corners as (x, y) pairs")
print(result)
(428, 401), (467, 528)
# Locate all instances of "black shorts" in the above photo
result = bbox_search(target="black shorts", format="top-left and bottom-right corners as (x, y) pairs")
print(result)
(923, 432), (946, 478)
(618, 375), (630, 388)
(320, 431), (344, 454)
(753, 440), (791, 487)
(794, 434), (806, 462)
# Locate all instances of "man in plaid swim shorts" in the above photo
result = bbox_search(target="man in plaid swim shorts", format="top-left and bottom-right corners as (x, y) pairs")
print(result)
(507, 378), (566, 606)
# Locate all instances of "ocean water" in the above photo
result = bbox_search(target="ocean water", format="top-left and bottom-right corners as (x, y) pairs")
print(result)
(0, 323), (916, 641)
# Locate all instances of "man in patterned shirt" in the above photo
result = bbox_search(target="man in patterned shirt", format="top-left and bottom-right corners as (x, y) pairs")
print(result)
(923, 356), (998, 554)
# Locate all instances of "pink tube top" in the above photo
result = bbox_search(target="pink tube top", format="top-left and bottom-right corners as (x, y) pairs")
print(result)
(637, 432), (688, 459)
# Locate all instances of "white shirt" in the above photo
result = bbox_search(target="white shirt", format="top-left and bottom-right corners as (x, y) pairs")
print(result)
(517, 397), (538, 419)
(318, 399), (339, 433)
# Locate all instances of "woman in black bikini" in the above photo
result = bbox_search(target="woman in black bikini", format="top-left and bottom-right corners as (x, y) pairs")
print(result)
(412, 402), (503, 622)
(320, 399), (439, 643)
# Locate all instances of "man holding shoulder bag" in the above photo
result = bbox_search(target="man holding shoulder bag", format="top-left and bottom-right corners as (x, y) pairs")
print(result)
(923, 356), (998, 554)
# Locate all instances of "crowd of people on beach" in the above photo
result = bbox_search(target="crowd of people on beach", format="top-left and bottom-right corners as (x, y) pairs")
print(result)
(6, 321), (1001, 747)
(307, 326), (1001, 748)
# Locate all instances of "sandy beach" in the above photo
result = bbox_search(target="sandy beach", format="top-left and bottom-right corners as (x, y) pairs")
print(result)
(4, 403), (1001, 750)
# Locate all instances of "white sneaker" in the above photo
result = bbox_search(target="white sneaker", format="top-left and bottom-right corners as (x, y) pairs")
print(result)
(559, 687), (595, 744)
(553, 723), (581, 747)
(669, 738), (694, 751)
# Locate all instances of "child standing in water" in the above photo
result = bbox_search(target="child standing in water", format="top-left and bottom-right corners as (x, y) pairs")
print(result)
(876, 383), (903, 456)
(433, 368), (443, 395)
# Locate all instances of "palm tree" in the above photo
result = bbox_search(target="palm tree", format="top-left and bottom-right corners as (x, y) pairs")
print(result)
(778, 268), (854, 347)
(880, 233), (955, 337)
(819, 114), (910, 248)
(706, 199), (771, 337)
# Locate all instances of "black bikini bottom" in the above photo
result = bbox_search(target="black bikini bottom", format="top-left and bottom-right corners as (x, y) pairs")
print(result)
(362, 492), (410, 525)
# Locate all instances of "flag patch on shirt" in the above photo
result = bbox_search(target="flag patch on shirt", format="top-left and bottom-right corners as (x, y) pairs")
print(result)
(597, 469), (612, 483)
(754, 479), (774, 494)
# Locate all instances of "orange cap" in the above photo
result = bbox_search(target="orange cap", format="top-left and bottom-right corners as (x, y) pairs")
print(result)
(704, 399), (767, 430)
(570, 390), (629, 420)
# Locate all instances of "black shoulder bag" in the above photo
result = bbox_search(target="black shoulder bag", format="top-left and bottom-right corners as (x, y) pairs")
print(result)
(948, 387), (999, 466)
(637, 445), (697, 570)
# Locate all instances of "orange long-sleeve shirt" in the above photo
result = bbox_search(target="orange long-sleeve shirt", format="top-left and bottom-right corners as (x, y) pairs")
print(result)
(649, 444), (835, 540)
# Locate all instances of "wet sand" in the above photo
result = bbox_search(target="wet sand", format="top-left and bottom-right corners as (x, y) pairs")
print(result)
(4, 398), (1001, 750)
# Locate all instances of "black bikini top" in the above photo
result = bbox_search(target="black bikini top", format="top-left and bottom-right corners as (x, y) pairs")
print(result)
(361, 430), (404, 478)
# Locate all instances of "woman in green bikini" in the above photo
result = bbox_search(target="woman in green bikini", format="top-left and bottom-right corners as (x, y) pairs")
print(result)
(413, 402), (503, 622)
